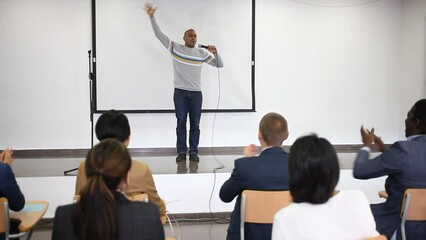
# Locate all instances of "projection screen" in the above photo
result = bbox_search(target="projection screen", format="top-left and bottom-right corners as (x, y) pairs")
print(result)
(93, 0), (255, 112)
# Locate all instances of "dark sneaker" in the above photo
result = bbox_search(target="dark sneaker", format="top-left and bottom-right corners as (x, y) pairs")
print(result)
(176, 153), (186, 162)
(189, 153), (200, 162)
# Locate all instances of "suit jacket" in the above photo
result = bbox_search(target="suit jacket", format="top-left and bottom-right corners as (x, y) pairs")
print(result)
(353, 135), (426, 240)
(0, 162), (25, 211)
(75, 160), (166, 218)
(219, 147), (290, 240)
(0, 163), (25, 240)
(51, 194), (165, 240)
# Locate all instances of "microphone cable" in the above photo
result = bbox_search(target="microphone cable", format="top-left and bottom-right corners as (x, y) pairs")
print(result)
(207, 51), (230, 227)
(210, 52), (225, 170)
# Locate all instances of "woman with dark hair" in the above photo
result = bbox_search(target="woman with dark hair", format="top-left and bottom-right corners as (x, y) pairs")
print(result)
(272, 134), (379, 240)
(52, 139), (165, 240)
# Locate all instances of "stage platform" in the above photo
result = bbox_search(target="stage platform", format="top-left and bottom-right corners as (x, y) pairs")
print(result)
(12, 151), (368, 177)
(11, 149), (386, 219)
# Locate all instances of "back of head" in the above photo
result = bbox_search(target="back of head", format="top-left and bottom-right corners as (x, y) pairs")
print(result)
(289, 134), (339, 204)
(95, 110), (130, 142)
(73, 138), (131, 240)
(259, 112), (288, 146)
(414, 99), (426, 134)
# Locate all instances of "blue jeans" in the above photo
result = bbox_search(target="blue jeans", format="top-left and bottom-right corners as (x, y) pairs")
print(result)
(173, 88), (202, 154)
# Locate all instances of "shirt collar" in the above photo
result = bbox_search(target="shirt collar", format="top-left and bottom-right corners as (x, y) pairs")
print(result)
(261, 146), (274, 152)
(407, 134), (423, 141)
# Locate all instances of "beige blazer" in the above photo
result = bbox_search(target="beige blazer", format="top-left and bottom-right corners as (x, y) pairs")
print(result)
(75, 160), (166, 218)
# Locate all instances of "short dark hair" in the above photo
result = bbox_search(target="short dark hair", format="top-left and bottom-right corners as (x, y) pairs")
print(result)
(183, 29), (195, 37)
(289, 134), (339, 204)
(259, 112), (288, 146)
(414, 99), (426, 134)
(95, 110), (130, 142)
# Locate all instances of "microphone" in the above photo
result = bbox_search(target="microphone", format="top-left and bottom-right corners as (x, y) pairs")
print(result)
(198, 44), (209, 49)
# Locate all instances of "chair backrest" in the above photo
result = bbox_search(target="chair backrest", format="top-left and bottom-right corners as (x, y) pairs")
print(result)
(0, 198), (9, 236)
(400, 188), (426, 240)
(240, 190), (291, 240)
(241, 190), (292, 224)
(400, 188), (426, 220)
(128, 193), (149, 203)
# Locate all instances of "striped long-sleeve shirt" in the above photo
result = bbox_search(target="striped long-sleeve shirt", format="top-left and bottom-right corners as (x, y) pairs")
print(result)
(150, 17), (224, 91)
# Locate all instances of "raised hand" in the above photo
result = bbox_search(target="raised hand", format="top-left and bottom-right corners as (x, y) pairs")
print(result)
(360, 125), (375, 147)
(243, 144), (257, 157)
(145, 3), (157, 17)
(1, 148), (14, 165)
(374, 135), (386, 152)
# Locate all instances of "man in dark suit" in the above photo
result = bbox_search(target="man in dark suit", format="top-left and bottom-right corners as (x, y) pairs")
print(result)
(353, 99), (426, 240)
(220, 112), (290, 240)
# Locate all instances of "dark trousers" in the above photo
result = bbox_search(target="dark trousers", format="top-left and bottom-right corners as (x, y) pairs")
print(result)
(173, 88), (202, 154)
(371, 203), (399, 239)
(371, 202), (426, 240)
(0, 219), (21, 240)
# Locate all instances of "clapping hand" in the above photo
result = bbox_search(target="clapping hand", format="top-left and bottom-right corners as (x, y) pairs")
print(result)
(243, 144), (257, 157)
(360, 125), (386, 152)
(0, 148), (14, 165)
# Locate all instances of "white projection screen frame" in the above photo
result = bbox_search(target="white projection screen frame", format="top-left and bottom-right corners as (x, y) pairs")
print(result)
(93, 0), (255, 113)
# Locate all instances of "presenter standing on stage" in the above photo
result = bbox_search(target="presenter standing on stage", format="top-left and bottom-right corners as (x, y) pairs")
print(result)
(145, 3), (224, 163)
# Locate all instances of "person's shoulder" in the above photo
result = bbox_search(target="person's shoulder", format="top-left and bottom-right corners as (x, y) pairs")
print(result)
(274, 202), (298, 220)
(55, 203), (76, 217)
(77, 160), (85, 169)
(171, 42), (185, 51)
(130, 160), (149, 174)
(197, 48), (210, 56)
(262, 146), (287, 155)
(259, 147), (288, 160)
(388, 138), (424, 153)
(57, 203), (75, 210)
(234, 148), (287, 164)
(235, 156), (257, 166)
(131, 160), (148, 168)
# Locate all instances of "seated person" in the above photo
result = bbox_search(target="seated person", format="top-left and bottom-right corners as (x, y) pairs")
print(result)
(353, 99), (426, 239)
(75, 110), (166, 219)
(52, 139), (165, 240)
(272, 134), (379, 240)
(220, 112), (290, 240)
(0, 148), (25, 240)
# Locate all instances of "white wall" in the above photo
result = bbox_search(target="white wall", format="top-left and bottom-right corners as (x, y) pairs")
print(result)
(1, 0), (425, 149)
(0, 0), (92, 149)
(398, 0), (426, 139)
